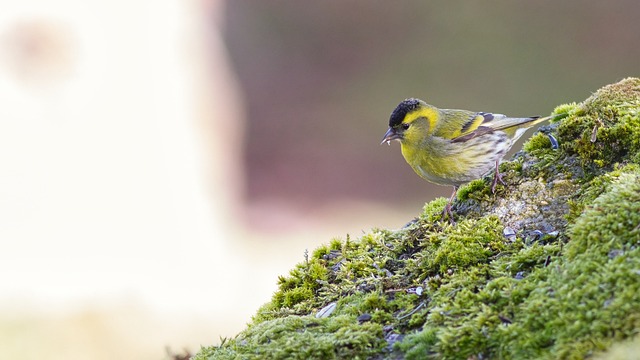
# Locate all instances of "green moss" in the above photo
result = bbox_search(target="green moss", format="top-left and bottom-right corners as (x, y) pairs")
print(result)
(399, 227), (639, 359)
(195, 78), (640, 360)
(522, 131), (553, 152)
(420, 197), (449, 221)
(565, 163), (640, 223)
(423, 216), (504, 275)
(457, 179), (487, 201)
(197, 315), (386, 360)
(565, 171), (640, 259)
(557, 77), (640, 171)
(552, 102), (581, 119)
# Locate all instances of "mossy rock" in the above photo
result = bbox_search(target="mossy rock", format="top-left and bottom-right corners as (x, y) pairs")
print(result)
(195, 78), (640, 360)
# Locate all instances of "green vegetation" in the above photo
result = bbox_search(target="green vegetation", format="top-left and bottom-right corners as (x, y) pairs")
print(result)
(195, 78), (640, 360)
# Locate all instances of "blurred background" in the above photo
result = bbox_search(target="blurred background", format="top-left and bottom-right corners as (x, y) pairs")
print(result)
(1, 0), (638, 358)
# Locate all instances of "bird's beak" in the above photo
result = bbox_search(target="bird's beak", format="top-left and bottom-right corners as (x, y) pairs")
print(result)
(380, 127), (401, 145)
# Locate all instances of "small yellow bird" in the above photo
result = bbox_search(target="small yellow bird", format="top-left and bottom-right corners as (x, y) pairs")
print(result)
(381, 98), (549, 221)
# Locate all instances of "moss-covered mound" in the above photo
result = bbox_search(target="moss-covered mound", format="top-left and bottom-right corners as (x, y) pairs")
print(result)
(195, 78), (640, 360)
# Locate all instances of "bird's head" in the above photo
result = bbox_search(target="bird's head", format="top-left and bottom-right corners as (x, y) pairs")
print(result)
(381, 98), (438, 146)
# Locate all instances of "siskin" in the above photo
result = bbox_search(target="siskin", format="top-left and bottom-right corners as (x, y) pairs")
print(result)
(381, 98), (550, 221)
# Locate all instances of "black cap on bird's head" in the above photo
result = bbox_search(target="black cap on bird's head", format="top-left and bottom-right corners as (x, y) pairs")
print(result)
(389, 98), (421, 127)
(381, 98), (422, 145)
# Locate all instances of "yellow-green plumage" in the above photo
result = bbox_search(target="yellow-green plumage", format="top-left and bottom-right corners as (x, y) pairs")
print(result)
(381, 98), (549, 221)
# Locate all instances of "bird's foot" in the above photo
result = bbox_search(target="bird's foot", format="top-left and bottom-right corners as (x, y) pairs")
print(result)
(491, 171), (506, 193)
(441, 202), (456, 225)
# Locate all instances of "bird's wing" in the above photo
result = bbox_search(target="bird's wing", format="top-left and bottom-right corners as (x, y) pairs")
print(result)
(451, 112), (541, 143)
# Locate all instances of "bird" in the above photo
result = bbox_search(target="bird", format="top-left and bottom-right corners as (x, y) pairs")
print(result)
(381, 98), (550, 222)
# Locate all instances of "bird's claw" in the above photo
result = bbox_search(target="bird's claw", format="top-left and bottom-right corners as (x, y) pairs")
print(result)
(441, 203), (456, 224)
(491, 171), (506, 193)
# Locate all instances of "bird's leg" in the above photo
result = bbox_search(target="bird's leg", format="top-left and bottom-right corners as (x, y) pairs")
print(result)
(491, 160), (505, 193)
(441, 186), (458, 224)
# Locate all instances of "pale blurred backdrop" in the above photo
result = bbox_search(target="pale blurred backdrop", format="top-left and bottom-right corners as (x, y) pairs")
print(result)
(1, 1), (639, 359)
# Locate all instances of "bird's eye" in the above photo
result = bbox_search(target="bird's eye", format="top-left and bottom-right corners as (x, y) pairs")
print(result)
(401, 123), (410, 130)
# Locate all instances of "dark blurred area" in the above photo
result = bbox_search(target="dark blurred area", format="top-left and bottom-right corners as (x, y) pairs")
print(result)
(224, 0), (640, 209)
